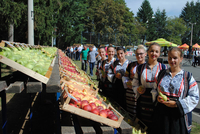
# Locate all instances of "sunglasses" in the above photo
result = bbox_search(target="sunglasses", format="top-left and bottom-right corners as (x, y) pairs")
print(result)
(136, 53), (144, 56)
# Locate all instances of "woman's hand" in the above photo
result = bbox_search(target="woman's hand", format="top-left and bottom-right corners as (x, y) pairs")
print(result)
(126, 80), (132, 89)
(157, 96), (177, 108)
(115, 73), (122, 79)
(137, 86), (145, 94)
(102, 73), (107, 78)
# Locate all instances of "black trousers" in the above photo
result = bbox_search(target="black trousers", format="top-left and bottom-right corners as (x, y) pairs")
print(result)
(194, 56), (198, 66)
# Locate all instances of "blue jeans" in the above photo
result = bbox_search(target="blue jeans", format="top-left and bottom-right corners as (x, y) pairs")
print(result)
(89, 62), (95, 76)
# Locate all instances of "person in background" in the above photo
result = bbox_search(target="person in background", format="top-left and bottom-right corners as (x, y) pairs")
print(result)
(70, 46), (73, 59)
(73, 46), (77, 60)
(80, 45), (89, 72)
(184, 49), (187, 58)
(87, 46), (98, 76)
(77, 45), (82, 60)
(132, 43), (167, 133)
(101, 46), (116, 98)
(66, 47), (70, 57)
(107, 47), (131, 109)
(192, 48), (198, 67)
(122, 45), (147, 119)
(93, 45), (97, 52)
(186, 49), (189, 58)
(152, 47), (199, 134)
(96, 47), (107, 92)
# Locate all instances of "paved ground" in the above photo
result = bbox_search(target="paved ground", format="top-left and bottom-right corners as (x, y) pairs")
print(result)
(126, 56), (200, 124)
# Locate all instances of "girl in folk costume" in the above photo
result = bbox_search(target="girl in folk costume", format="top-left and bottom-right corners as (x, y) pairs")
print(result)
(152, 47), (199, 134)
(132, 43), (167, 133)
(100, 46), (116, 98)
(96, 47), (107, 93)
(107, 47), (131, 109)
(122, 45), (147, 119)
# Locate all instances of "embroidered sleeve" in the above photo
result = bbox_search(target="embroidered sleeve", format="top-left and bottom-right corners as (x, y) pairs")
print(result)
(179, 76), (199, 114)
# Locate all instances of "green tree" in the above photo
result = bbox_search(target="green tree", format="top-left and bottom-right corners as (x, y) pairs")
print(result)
(0, 0), (27, 41)
(55, 0), (87, 48)
(154, 9), (167, 39)
(34, 0), (58, 46)
(180, 1), (199, 45)
(136, 0), (155, 42)
(137, 0), (153, 24)
(165, 17), (187, 45)
(84, 0), (136, 46)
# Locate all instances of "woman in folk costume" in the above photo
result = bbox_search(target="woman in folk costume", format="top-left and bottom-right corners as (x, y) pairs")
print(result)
(96, 47), (107, 93)
(152, 47), (199, 134)
(100, 46), (116, 98)
(122, 45), (147, 119)
(107, 47), (131, 109)
(132, 43), (167, 133)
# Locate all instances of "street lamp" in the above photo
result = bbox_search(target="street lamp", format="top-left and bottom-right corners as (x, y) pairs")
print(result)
(189, 22), (196, 54)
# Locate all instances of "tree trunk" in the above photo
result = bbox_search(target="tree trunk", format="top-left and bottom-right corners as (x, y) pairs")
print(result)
(8, 23), (14, 42)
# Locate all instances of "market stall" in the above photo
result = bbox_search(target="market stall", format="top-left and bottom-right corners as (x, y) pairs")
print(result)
(0, 40), (138, 134)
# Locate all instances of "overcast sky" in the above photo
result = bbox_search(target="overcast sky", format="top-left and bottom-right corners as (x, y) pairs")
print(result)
(125, 0), (196, 17)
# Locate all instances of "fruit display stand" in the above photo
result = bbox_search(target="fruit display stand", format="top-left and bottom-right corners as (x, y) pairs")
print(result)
(0, 41), (61, 134)
(58, 50), (132, 134)
(0, 41), (132, 134)
(60, 81), (123, 128)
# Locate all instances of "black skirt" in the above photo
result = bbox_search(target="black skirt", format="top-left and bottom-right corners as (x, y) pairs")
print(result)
(101, 78), (115, 100)
(136, 88), (155, 133)
(126, 87), (137, 118)
(113, 78), (126, 109)
(152, 102), (188, 134)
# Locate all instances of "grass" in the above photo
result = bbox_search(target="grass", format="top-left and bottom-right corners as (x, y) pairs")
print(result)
(73, 60), (200, 134)
(73, 60), (99, 86)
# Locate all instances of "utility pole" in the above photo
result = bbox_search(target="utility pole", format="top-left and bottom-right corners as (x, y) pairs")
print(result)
(8, 0), (14, 42)
(189, 22), (196, 54)
(28, 0), (34, 45)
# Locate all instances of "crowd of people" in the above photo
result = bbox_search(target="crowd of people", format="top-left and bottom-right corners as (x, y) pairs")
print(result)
(183, 48), (200, 67)
(65, 43), (199, 134)
(66, 44), (99, 76)
(95, 43), (199, 134)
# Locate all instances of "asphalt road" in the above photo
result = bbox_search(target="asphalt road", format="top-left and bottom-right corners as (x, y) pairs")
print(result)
(126, 55), (200, 124)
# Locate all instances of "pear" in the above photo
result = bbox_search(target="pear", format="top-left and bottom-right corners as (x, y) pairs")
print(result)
(159, 92), (168, 101)
(0, 51), (7, 57)
(24, 62), (35, 70)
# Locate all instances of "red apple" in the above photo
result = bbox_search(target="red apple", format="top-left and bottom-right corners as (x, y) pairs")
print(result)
(97, 106), (104, 111)
(81, 100), (89, 108)
(106, 110), (114, 116)
(69, 103), (77, 107)
(95, 100), (102, 104)
(99, 110), (108, 118)
(83, 105), (92, 112)
(108, 114), (118, 121)
(91, 108), (100, 115)
(74, 100), (82, 108)
(75, 97), (81, 101)
(89, 103), (97, 110)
